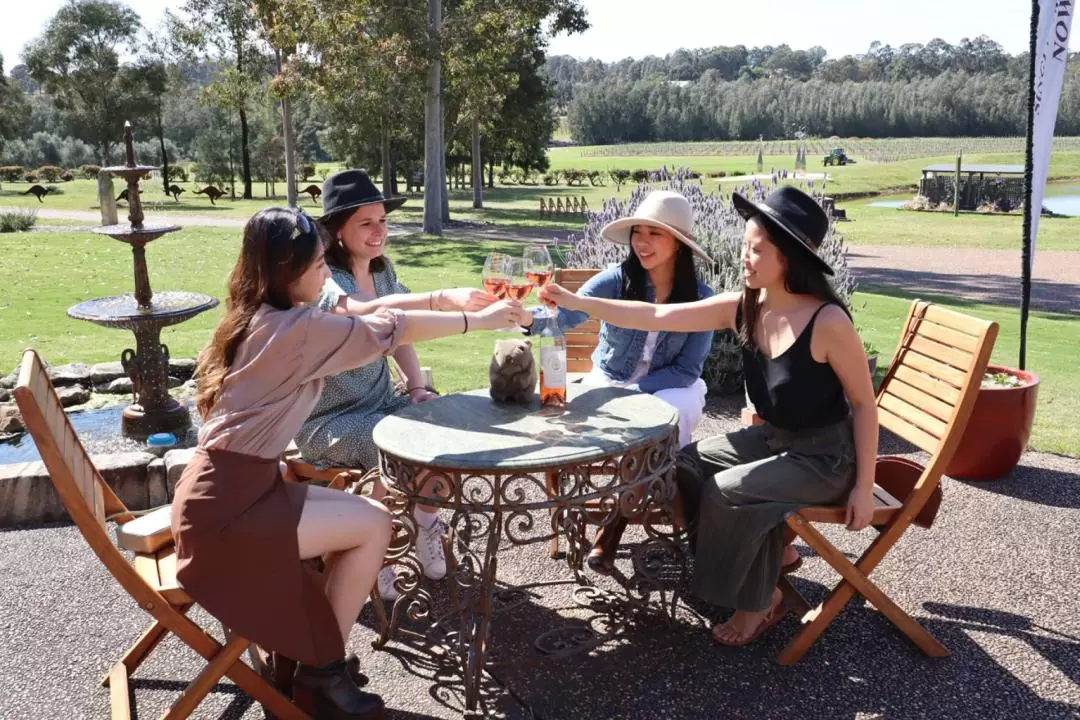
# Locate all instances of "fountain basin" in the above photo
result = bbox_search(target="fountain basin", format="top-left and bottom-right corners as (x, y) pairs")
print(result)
(93, 222), (183, 244)
(67, 292), (219, 330)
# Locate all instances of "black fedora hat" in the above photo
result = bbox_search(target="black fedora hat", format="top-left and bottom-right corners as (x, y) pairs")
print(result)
(731, 185), (834, 276)
(318, 169), (406, 223)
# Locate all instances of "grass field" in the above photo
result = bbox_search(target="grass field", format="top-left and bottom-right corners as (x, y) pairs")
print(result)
(1, 229), (1076, 456)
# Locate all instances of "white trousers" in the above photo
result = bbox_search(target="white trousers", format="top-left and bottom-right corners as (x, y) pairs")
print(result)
(582, 370), (707, 448)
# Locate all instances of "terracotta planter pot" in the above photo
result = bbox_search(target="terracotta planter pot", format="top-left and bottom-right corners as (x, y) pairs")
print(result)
(945, 364), (1039, 481)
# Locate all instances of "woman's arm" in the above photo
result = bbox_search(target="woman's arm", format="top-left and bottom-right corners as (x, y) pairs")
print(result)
(635, 328), (715, 393)
(397, 302), (529, 345)
(539, 283), (740, 334)
(819, 306), (879, 531)
(392, 344), (435, 402)
(332, 287), (496, 316)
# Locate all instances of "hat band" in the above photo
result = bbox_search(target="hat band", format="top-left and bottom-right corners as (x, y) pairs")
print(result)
(755, 203), (820, 253)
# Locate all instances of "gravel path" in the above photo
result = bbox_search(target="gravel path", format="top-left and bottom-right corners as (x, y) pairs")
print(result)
(847, 245), (1080, 315)
(2, 395), (1077, 720)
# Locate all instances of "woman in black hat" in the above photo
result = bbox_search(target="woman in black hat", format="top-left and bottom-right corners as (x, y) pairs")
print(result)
(295, 170), (499, 600)
(539, 186), (877, 647)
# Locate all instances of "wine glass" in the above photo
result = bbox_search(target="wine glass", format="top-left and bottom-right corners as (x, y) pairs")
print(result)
(482, 252), (512, 301)
(523, 244), (555, 316)
(506, 258), (535, 303)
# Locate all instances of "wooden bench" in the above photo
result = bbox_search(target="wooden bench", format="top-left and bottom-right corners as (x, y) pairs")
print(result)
(776, 299), (998, 665)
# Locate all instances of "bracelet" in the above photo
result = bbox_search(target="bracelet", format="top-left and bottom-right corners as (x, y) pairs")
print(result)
(406, 386), (427, 393)
(462, 311), (469, 334)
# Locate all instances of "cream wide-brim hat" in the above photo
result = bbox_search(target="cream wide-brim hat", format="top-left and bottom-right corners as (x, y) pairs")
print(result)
(599, 190), (713, 264)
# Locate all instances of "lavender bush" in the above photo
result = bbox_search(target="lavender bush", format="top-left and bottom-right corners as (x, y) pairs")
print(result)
(556, 167), (855, 396)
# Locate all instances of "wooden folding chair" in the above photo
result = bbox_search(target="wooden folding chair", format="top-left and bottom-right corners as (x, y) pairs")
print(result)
(777, 300), (998, 665)
(13, 349), (308, 720)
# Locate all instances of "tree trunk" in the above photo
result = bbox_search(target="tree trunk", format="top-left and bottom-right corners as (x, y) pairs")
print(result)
(277, 49), (298, 209)
(471, 116), (483, 209)
(239, 106), (253, 199)
(158, 112), (170, 195)
(381, 124), (392, 198)
(487, 158), (494, 189)
(423, 0), (443, 234)
(439, 102), (450, 223)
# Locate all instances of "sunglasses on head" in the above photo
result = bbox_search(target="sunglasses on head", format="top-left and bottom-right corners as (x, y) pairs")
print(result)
(291, 208), (315, 240)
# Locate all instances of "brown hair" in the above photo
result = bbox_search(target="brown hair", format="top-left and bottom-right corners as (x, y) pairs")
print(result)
(321, 205), (388, 273)
(739, 215), (849, 352)
(195, 207), (323, 418)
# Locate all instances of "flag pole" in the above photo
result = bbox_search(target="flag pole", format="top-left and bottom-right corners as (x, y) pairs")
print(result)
(1020, 0), (1039, 371)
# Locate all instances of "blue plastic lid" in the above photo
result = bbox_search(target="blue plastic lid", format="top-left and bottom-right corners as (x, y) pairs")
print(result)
(147, 432), (177, 447)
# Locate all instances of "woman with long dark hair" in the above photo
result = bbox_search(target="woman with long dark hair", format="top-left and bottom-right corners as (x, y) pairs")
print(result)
(539, 186), (877, 648)
(172, 207), (524, 719)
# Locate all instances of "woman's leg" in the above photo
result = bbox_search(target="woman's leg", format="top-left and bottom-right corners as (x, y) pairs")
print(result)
(652, 378), (708, 448)
(296, 485), (393, 644)
(694, 451), (852, 644)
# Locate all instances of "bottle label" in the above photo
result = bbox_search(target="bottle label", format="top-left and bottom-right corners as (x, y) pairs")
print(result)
(540, 346), (566, 387)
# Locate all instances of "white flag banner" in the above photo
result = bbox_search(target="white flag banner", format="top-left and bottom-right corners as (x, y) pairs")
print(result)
(1029, 0), (1075, 275)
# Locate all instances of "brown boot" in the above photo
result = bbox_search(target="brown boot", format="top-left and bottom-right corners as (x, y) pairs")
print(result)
(587, 516), (628, 575)
(292, 659), (384, 719)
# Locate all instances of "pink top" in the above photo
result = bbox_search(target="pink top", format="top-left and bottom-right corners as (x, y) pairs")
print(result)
(198, 304), (406, 458)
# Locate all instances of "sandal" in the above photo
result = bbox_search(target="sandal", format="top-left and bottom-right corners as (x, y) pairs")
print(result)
(711, 599), (788, 648)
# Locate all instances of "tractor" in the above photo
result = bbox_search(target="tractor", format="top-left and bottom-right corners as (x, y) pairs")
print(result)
(823, 148), (854, 166)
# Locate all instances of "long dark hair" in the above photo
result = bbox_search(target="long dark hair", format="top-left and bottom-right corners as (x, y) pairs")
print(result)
(620, 227), (700, 303)
(321, 205), (388, 274)
(739, 215), (850, 352)
(195, 207), (323, 418)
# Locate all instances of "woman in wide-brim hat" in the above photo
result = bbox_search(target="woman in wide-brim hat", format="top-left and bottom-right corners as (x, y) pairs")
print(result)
(296, 169), (500, 600)
(520, 189), (717, 567)
(539, 185), (877, 648)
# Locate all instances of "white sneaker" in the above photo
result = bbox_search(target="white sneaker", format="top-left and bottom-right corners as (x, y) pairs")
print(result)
(416, 519), (448, 580)
(377, 566), (399, 602)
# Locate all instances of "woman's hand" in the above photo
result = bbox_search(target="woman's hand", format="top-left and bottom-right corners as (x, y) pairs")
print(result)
(538, 283), (582, 312)
(468, 300), (529, 331)
(845, 484), (875, 531)
(434, 287), (498, 312)
(407, 387), (439, 404)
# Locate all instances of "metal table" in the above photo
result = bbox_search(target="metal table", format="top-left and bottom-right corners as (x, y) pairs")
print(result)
(370, 385), (685, 716)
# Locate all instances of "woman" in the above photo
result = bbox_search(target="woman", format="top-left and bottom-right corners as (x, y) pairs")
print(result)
(522, 189), (715, 448)
(295, 170), (495, 599)
(172, 206), (525, 719)
(539, 186), (876, 648)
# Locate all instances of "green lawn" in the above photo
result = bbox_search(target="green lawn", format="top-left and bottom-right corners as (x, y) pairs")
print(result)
(1, 229), (1075, 456)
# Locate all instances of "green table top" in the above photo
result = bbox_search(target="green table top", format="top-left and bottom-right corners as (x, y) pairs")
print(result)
(372, 385), (677, 471)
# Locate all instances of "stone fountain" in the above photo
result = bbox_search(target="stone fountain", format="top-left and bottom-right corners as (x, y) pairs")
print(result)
(67, 122), (219, 440)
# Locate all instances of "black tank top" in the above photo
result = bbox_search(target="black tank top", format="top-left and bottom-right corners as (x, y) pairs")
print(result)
(738, 302), (850, 431)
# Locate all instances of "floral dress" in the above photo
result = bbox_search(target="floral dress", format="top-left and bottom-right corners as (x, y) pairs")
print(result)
(294, 262), (414, 469)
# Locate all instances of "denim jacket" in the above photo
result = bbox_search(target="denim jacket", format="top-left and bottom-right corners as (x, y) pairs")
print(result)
(525, 266), (714, 393)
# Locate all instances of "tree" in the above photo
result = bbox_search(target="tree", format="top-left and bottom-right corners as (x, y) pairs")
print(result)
(24, 0), (143, 163)
(0, 54), (31, 166)
(169, 0), (263, 199)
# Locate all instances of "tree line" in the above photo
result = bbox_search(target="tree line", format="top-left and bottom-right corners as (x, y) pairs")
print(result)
(549, 38), (1080, 143)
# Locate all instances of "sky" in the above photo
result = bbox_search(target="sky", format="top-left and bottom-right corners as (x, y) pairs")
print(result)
(2, 0), (1036, 70)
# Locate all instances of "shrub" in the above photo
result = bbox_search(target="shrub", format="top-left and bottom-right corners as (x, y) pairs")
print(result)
(498, 168), (517, 185)
(170, 165), (190, 183)
(608, 169), (631, 190)
(35, 165), (65, 183)
(0, 208), (38, 233)
(587, 170), (605, 187)
(0, 166), (25, 183)
(563, 168), (587, 186)
(60, 171), (74, 182)
(23, 173), (38, 183)
(299, 163), (316, 181)
(630, 169), (650, 183)
(78, 164), (102, 180)
(542, 170), (562, 186)
(556, 166), (855, 395)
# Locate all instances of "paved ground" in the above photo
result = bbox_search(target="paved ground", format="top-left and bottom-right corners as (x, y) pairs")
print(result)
(847, 245), (1080, 315)
(2, 395), (1077, 720)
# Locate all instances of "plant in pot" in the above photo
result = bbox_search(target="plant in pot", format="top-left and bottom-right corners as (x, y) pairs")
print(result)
(945, 364), (1039, 481)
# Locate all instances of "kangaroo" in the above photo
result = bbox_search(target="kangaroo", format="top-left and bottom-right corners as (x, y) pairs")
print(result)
(300, 184), (322, 204)
(193, 185), (226, 205)
(167, 184), (185, 202)
(115, 188), (142, 203)
(21, 185), (51, 203)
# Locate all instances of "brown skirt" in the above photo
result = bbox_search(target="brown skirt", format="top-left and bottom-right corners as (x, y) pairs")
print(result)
(171, 447), (344, 667)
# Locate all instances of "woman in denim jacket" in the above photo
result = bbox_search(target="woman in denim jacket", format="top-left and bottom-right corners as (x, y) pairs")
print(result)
(522, 190), (714, 572)
(523, 190), (714, 448)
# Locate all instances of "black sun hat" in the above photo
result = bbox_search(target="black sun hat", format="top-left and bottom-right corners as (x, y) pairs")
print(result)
(318, 169), (406, 223)
(731, 185), (834, 276)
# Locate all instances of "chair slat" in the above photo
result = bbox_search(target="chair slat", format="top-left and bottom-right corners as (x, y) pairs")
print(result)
(878, 406), (942, 454)
(565, 334), (599, 349)
(879, 393), (947, 438)
(901, 349), (968, 388)
(567, 357), (593, 373)
(554, 268), (601, 284)
(917, 320), (979, 354)
(885, 380), (955, 422)
(893, 365), (961, 406)
(924, 304), (990, 338)
(908, 336), (974, 372)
